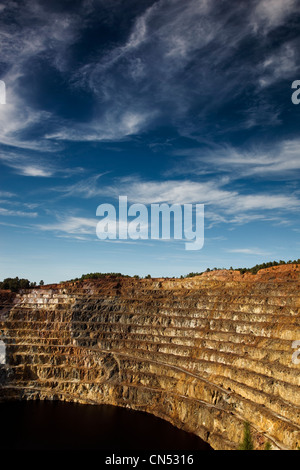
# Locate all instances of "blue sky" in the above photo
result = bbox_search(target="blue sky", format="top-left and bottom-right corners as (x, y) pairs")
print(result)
(0, 0), (300, 283)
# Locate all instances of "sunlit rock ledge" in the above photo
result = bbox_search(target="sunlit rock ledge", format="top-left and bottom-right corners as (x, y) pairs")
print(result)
(0, 265), (300, 450)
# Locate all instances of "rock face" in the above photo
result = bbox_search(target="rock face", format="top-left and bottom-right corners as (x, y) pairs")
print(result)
(0, 265), (300, 450)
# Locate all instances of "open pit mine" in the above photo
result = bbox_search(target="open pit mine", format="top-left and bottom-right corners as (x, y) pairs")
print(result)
(0, 265), (299, 450)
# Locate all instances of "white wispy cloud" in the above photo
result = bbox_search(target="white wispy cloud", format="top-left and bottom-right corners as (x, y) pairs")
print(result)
(0, 207), (38, 217)
(251, 0), (298, 33)
(0, 0), (297, 149)
(0, 0), (90, 153)
(52, 174), (300, 225)
(52, 173), (109, 197)
(62, 0), (297, 142)
(0, 190), (15, 198)
(45, 110), (157, 143)
(0, 149), (84, 178)
(258, 42), (298, 88)
(171, 138), (300, 180)
(111, 178), (233, 205)
(227, 248), (271, 256)
(35, 213), (146, 241)
(37, 216), (97, 235)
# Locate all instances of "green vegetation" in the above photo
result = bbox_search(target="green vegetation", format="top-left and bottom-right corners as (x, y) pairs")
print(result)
(238, 422), (254, 450)
(69, 272), (154, 282)
(238, 423), (274, 450)
(264, 441), (272, 450)
(0, 277), (36, 292)
(182, 272), (202, 278)
(3, 259), (299, 291)
(69, 272), (131, 282)
(67, 259), (300, 283)
(237, 259), (300, 275)
(182, 259), (300, 278)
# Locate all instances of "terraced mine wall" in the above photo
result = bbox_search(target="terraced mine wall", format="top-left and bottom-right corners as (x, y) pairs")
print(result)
(0, 266), (300, 450)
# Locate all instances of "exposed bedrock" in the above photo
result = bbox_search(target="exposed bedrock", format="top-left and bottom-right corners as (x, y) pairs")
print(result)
(0, 265), (300, 450)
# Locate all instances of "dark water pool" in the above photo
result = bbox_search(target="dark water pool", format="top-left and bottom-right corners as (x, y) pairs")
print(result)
(0, 401), (212, 450)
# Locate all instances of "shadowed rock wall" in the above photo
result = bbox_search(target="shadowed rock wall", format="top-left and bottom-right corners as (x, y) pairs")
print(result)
(0, 265), (299, 450)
